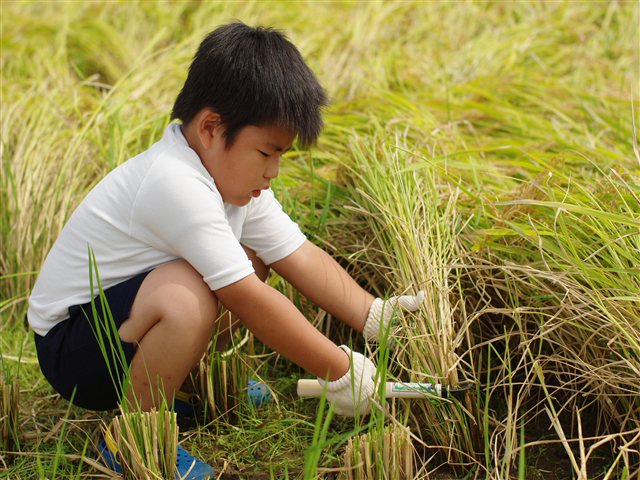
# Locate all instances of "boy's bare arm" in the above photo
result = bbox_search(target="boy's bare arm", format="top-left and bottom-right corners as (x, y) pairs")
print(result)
(214, 274), (350, 381)
(270, 240), (375, 333)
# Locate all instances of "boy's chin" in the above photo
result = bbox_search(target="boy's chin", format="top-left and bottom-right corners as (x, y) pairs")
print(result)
(226, 197), (252, 207)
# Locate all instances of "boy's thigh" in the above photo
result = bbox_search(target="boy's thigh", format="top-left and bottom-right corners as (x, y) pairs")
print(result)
(119, 260), (219, 344)
(34, 270), (152, 411)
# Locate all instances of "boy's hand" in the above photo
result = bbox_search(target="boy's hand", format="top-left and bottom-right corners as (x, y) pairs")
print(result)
(317, 346), (376, 417)
(363, 291), (425, 342)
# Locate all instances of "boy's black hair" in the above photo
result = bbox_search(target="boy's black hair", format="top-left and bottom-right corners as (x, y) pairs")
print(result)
(171, 22), (327, 148)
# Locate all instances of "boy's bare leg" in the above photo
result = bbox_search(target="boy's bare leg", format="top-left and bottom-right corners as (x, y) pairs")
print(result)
(117, 261), (217, 411)
(117, 246), (269, 411)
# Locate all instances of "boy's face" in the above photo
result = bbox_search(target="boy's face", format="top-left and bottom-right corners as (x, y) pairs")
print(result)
(202, 123), (295, 206)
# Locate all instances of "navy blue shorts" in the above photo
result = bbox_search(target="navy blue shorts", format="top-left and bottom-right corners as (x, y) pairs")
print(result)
(34, 271), (152, 411)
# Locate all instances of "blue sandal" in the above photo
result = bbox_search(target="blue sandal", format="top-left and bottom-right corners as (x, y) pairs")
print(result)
(99, 436), (214, 479)
(173, 390), (202, 416)
(246, 379), (270, 407)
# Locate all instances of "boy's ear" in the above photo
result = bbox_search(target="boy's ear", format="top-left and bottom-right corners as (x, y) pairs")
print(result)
(196, 109), (222, 149)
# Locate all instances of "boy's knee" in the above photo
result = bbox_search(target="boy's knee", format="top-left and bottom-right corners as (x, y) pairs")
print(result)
(166, 292), (217, 334)
(153, 263), (218, 328)
(121, 261), (218, 344)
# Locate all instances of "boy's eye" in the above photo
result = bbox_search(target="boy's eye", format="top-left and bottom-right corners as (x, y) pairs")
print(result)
(259, 151), (270, 157)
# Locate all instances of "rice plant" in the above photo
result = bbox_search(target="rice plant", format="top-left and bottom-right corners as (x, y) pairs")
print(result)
(198, 338), (248, 425)
(460, 159), (640, 476)
(320, 131), (479, 468)
(343, 423), (416, 480)
(105, 407), (178, 479)
(0, 370), (19, 455)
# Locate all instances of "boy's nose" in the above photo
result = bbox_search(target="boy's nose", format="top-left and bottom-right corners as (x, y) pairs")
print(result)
(264, 159), (279, 179)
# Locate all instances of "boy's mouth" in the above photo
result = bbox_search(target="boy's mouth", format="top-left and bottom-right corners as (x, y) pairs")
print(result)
(252, 185), (269, 198)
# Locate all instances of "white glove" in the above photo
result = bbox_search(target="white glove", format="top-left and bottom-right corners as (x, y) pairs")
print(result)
(362, 291), (425, 342)
(317, 346), (376, 417)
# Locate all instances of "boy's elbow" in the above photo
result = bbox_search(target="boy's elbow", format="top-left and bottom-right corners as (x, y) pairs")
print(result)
(215, 274), (262, 306)
(214, 273), (275, 319)
(271, 239), (316, 275)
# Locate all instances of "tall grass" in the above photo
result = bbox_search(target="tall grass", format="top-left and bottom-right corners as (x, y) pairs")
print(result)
(2, 1), (639, 478)
(461, 160), (640, 474)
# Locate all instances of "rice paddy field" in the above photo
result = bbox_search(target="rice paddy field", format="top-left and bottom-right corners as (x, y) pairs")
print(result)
(2, 1), (639, 479)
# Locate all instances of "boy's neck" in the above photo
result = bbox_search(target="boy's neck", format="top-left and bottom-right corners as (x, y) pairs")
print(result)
(180, 122), (201, 155)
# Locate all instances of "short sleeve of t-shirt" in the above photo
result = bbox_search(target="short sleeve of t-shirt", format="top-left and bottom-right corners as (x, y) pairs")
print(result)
(240, 189), (307, 265)
(27, 122), (308, 337)
(130, 147), (255, 291)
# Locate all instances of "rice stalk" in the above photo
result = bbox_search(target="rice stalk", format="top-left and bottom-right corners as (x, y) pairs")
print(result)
(457, 158), (640, 474)
(105, 406), (178, 480)
(198, 336), (247, 425)
(0, 371), (19, 455)
(327, 132), (478, 465)
(316, 117), (639, 474)
(342, 423), (416, 480)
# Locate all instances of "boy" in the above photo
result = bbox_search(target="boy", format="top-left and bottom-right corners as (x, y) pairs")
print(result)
(28, 23), (423, 478)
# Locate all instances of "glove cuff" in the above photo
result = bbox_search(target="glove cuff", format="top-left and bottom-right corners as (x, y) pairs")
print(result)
(316, 346), (376, 417)
(317, 346), (367, 392)
(363, 292), (425, 342)
(362, 297), (388, 342)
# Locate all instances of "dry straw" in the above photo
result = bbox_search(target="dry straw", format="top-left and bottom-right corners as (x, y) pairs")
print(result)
(104, 407), (178, 480)
(0, 372), (19, 454)
(343, 423), (416, 480)
(198, 335), (248, 425)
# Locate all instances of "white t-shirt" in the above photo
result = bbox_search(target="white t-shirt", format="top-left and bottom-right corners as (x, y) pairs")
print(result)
(28, 122), (306, 337)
